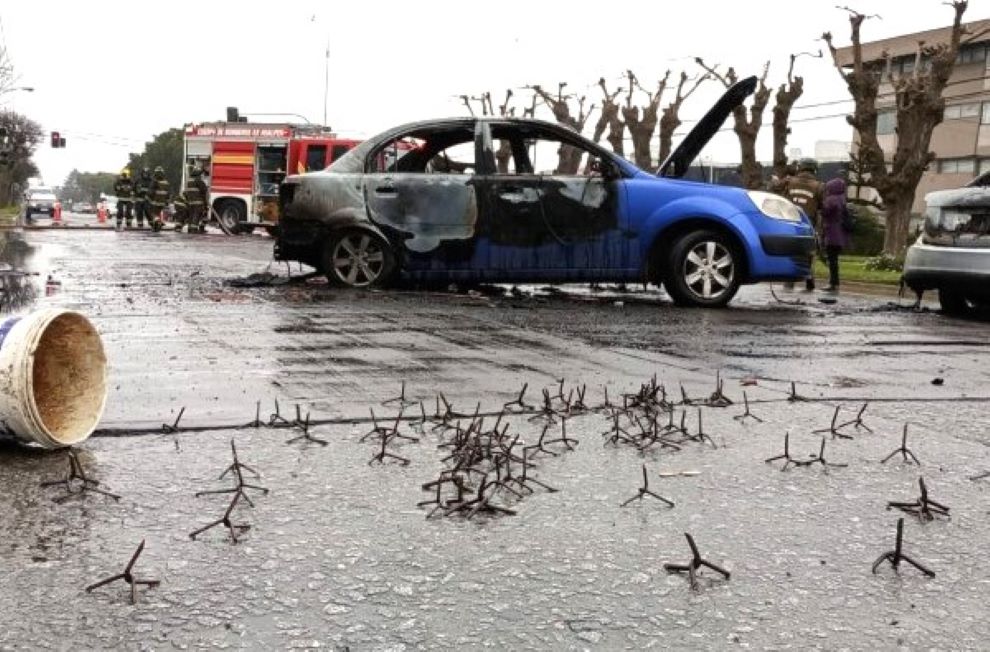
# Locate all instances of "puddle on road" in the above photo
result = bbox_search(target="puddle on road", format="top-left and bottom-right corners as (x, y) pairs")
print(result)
(0, 232), (42, 313)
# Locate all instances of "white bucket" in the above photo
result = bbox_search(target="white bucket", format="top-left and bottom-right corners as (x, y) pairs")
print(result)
(0, 309), (107, 448)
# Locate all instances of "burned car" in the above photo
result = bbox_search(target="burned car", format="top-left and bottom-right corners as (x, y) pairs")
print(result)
(275, 78), (815, 307)
(903, 173), (990, 315)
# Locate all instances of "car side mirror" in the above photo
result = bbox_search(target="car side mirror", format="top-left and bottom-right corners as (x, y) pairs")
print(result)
(591, 158), (619, 180)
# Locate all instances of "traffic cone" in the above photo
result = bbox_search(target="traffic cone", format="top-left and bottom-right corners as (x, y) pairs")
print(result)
(97, 202), (107, 224)
(52, 201), (62, 225)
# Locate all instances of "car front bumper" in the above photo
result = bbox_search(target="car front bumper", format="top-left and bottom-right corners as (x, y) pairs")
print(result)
(903, 241), (990, 294)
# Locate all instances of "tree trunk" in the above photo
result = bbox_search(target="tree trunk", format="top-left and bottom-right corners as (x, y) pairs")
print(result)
(882, 193), (914, 256)
(606, 121), (625, 156)
(495, 141), (512, 173)
(626, 117), (655, 170)
(738, 134), (762, 190)
(657, 113), (678, 164)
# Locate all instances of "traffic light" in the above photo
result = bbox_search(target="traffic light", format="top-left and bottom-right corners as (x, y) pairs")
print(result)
(50, 131), (66, 148)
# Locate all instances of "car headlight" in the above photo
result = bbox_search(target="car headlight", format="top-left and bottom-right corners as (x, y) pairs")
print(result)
(747, 191), (803, 222)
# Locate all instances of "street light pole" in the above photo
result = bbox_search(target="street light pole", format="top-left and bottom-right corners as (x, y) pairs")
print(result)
(322, 40), (329, 128)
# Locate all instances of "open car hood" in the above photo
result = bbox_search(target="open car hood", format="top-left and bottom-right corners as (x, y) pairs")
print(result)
(656, 75), (757, 179)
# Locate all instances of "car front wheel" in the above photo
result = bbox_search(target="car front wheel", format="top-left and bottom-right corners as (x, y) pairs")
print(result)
(664, 230), (741, 308)
(323, 230), (394, 288)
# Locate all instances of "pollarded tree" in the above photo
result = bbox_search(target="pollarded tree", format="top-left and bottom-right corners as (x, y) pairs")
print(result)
(823, 2), (975, 255)
(593, 78), (626, 156)
(696, 58), (771, 190)
(771, 52), (821, 179)
(530, 83), (595, 174)
(657, 72), (708, 165)
(622, 70), (670, 170)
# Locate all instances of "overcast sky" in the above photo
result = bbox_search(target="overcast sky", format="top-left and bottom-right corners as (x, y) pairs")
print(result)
(1, 0), (983, 186)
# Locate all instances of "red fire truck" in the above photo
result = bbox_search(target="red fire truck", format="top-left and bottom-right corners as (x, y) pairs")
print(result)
(182, 122), (360, 234)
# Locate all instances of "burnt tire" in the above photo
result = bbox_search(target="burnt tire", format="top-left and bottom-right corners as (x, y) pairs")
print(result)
(322, 230), (395, 288)
(664, 229), (741, 308)
(938, 288), (971, 316)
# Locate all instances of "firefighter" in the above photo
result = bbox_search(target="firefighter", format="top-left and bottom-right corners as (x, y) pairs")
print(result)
(782, 158), (825, 291)
(133, 167), (153, 228)
(148, 166), (170, 232)
(113, 168), (135, 229)
(183, 165), (209, 233)
(172, 193), (189, 232)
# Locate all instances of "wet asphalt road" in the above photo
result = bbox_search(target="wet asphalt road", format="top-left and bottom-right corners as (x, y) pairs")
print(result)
(1, 227), (990, 650)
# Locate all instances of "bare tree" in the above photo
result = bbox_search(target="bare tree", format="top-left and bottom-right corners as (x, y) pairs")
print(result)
(622, 70), (670, 170)
(771, 52), (821, 179)
(657, 72), (708, 165)
(593, 78), (626, 156)
(696, 58), (772, 190)
(530, 83), (595, 173)
(494, 90), (515, 173)
(823, 2), (973, 254)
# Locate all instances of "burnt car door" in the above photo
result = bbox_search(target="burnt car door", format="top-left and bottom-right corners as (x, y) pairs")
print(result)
(476, 122), (628, 282)
(362, 122), (483, 278)
(468, 124), (548, 281)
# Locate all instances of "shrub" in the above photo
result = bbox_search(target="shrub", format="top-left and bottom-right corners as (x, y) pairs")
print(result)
(843, 204), (885, 256)
(863, 252), (904, 272)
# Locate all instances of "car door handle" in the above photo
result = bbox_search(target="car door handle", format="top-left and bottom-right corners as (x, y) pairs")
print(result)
(375, 185), (397, 195)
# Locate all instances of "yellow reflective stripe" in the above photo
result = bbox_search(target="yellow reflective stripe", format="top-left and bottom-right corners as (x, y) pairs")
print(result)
(213, 154), (253, 165)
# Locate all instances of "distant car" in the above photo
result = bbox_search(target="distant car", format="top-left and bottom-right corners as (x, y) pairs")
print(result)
(903, 173), (990, 315)
(73, 201), (95, 214)
(24, 187), (58, 219)
(275, 78), (815, 307)
(99, 195), (118, 216)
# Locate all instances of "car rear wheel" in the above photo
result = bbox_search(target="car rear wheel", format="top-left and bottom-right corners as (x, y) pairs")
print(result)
(323, 230), (394, 288)
(938, 288), (971, 316)
(664, 230), (741, 308)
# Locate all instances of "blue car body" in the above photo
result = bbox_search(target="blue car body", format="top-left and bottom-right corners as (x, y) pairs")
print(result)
(276, 77), (815, 305)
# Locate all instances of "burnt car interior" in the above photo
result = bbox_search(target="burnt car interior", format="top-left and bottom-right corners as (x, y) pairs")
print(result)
(368, 126), (476, 175)
(489, 123), (610, 178)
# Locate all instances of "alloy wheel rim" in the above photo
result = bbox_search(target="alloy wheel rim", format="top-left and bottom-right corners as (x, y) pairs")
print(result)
(683, 241), (734, 300)
(333, 234), (385, 286)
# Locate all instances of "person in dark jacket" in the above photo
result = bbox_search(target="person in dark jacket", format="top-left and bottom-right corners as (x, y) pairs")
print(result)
(821, 177), (849, 292)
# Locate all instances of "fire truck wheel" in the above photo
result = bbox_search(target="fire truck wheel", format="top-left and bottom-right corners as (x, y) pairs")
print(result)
(215, 200), (246, 235)
(323, 230), (395, 288)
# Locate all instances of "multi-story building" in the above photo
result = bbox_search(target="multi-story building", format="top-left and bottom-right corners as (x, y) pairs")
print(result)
(835, 18), (990, 213)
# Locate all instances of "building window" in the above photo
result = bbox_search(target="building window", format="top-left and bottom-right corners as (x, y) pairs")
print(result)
(957, 43), (988, 65)
(939, 158), (976, 174)
(877, 110), (896, 135)
(945, 102), (981, 120)
(982, 102), (990, 125)
(980, 158), (990, 175)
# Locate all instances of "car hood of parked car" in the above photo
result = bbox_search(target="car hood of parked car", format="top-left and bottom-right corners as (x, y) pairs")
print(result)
(656, 75), (758, 180)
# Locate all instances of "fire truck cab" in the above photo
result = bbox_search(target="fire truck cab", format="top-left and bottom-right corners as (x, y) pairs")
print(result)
(183, 122), (359, 234)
